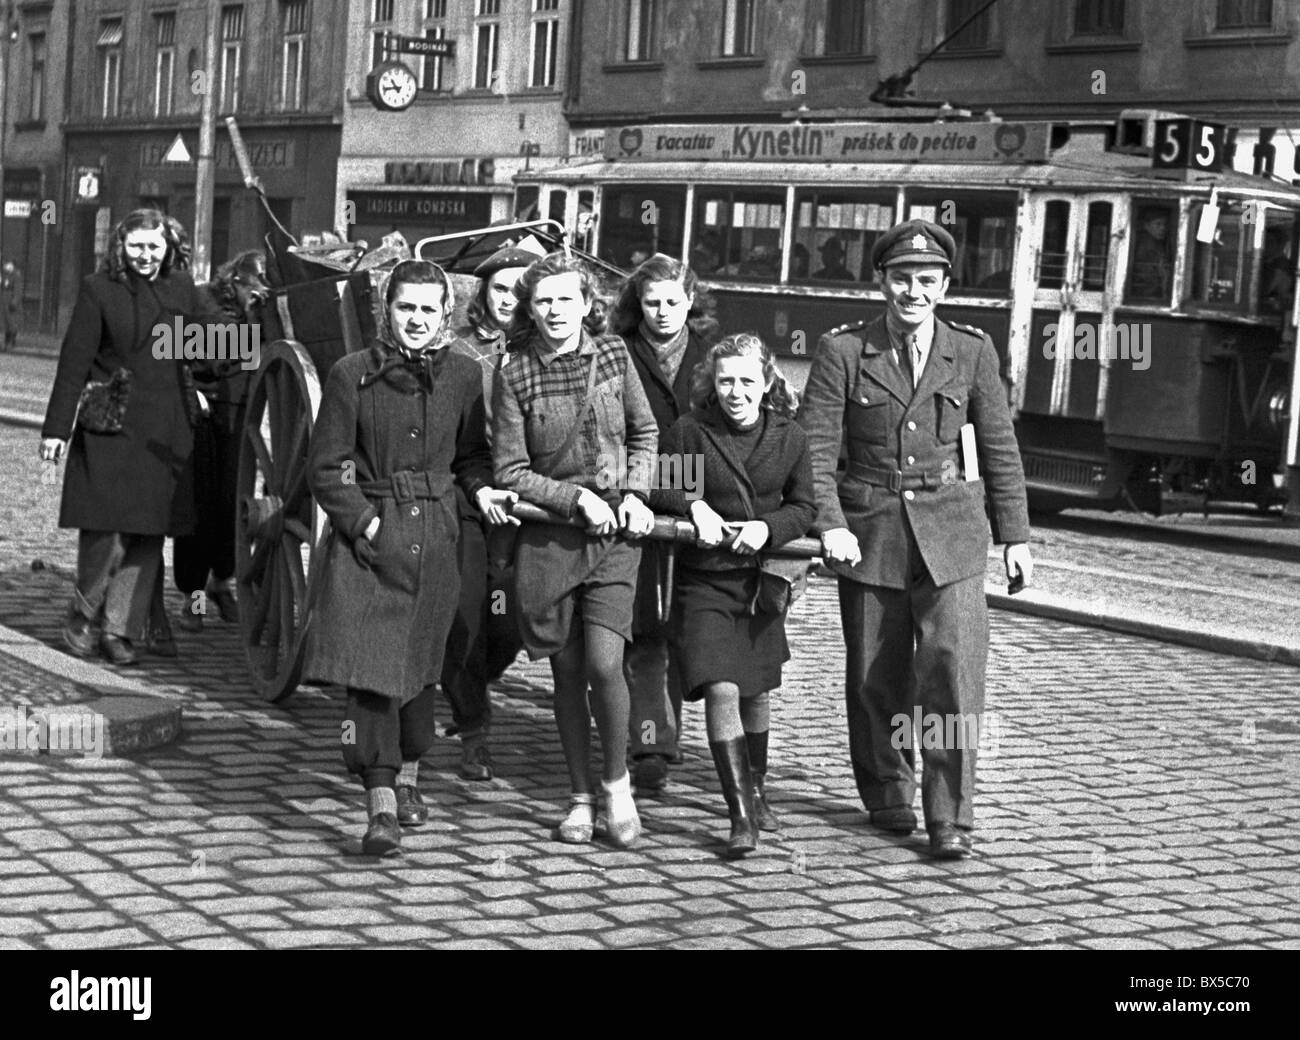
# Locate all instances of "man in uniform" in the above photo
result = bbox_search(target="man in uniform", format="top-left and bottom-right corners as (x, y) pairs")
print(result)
(798, 219), (1033, 859)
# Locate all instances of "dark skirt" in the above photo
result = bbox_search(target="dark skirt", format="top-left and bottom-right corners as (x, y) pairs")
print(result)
(670, 565), (789, 701)
(513, 523), (641, 659)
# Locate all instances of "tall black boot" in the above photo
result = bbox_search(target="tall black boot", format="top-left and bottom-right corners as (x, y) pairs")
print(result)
(709, 737), (758, 859)
(746, 730), (779, 832)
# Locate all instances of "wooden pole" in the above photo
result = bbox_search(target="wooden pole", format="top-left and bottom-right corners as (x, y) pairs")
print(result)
(192, 0), (220, 283)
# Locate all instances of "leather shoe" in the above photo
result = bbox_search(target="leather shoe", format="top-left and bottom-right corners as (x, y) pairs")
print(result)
(458, 736), (493, 781)
(871, 806), (918, 835)
(928, 823), (973, 860)
(208, 580), (239, 623)
(632, 753), (669, 792)
(175, 603), (204, 632)
(146, 620), (178, 657)
(100, 634), (138, 666)
(395, 785), (428, 827)
(62, 615), (98, 658)
(362, 813), (402, 856)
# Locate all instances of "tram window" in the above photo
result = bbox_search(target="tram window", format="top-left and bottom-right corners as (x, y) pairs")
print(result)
(692, 187), (786, 282)
(1184, 199), (1254, 312)
(1038, 200), (1070, 291)
(1126, 199), (1175, 302)
(906, 190), (1016, 294)
(514, 186), (540, 221)
(1259, 209), (1297, 315)
(792, 189), (894, 284)
(598, 184), (687, 269)
(1081, 201), (1112, 291)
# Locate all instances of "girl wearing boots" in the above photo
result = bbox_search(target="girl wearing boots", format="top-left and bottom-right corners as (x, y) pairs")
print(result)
(492, 252), (658, 847)
(305, 260), (516, 856)
(650, 334), (815, 858)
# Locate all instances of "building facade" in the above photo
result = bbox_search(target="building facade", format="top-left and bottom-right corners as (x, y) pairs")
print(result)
(337, 0), (574, 250)
(58, 0), (348, 320)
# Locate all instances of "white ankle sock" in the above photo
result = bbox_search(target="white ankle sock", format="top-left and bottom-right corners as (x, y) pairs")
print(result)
(602, 772), (636, 819)
(367, 788), (397, 817)
(397, 760), (419, 788)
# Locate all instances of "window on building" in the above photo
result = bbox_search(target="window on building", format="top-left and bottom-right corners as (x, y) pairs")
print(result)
(904, 190), (1016, 293)
(944, 0), (992, 50)
(1074, 0), (1124, 34)
(792, 189), (895, 284)
(281, 0), (307, 110)
(475, 0), (502, 90)
(531, 0), (561, 88)
(599, 185), (688, 267)
(372, 0), (394, 67)
(421, 1), (450, 90)
(97, 18), (122, 118)
(692, 187), (786, 281)
(824, 0), (868, 55)
(721, 0), (757, 57)
(154, 13), (176, 118)
(1126, 199), (1176, 303)
(219, 5), (244, 113)
(27, 33), (46, 123)
(1215, 0), (1272, 29)
(625, 0), (659, 61)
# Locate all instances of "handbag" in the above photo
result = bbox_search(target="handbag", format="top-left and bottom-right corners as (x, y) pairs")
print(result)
(726, 458), (811, 617)
(75, 367), (133, 434)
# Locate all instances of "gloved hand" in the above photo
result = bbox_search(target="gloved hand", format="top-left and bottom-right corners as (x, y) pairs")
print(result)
(352, 535), (377, 570)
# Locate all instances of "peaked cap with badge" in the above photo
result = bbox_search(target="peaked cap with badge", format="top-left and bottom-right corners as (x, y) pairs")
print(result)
(870, 219), (956, 271)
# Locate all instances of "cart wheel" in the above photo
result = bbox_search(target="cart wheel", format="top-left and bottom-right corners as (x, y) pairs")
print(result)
(235, 340), (328, 702)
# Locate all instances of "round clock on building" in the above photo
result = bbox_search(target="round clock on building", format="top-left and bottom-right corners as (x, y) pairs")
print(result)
(367, 60), (418, 112)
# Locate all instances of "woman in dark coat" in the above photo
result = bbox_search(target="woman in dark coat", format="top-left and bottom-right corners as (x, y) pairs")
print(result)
(493, 252), (658, 848)
(305, 259), (515, 857)
(39, 209), (209, 666)
(650, 333), (816, 858)
(611, 254), (720, 792)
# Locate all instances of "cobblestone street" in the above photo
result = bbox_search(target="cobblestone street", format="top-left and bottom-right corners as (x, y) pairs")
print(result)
(2, 486), (1298, 948)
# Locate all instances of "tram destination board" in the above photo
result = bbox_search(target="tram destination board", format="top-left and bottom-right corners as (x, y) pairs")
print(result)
(606, 121), (1051, 164)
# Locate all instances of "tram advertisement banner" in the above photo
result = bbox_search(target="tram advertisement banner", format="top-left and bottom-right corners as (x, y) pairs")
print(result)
(605, 122), (1051, 164)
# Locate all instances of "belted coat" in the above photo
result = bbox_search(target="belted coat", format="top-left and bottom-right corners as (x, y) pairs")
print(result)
(41, 269), (213, 535)
(304, 343), (492, 701)
(798, 316), (1030, 588)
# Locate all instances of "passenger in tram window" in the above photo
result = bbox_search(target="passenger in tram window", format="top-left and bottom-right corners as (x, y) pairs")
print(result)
(738, 243), (780, 279)
(650, 333), (816, 858)
(791, 243), (811, 280)
(305, 259), (516, 857)
(612, 254), (721, 792)
(1259, 225), (1294, 314)
(691, 230), (723, 275)
(813, 236), (855, 281)
(492, 252), (659, 848)
(1128, 206), (1174, 300)
(628, 243), (654, 269)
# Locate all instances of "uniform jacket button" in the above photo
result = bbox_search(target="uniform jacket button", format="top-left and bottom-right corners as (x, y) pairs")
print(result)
(410, 506), (420, 517)
(907, 420), (917, 431)
(904, 490), (915, 501)
(907, 455), (915, 464)
(409, 426), (420, 437)
(410, 544), (420, 553)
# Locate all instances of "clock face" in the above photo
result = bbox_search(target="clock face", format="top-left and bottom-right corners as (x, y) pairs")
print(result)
(368, 60), (418, 111)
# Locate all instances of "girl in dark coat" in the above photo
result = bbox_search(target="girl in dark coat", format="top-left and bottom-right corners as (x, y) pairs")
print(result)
(651, 333), (816, 858)
(39, 209), (209, 666)
(611, 254), (720, 792)
(493, 252), (658, 848)
(305, 260), (515, 857)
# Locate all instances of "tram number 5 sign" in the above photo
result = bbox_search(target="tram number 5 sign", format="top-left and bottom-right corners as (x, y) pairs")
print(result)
(1153, 118), (1227, 173)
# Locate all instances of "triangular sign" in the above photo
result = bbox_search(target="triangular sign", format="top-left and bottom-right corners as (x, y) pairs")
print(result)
(164, 134), (192, 163)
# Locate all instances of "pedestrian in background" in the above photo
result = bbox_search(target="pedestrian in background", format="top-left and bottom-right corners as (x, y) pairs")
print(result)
(1, 260), (23, 351)
(39, 209), (208, 666)
(173, 250), (268, 634)
(492, 252), (658, 848)
(611, 254), (720, 793)
(651, 333), (815, 858)
(799, 219), (1033, 859)
(305, 259), (516, 857)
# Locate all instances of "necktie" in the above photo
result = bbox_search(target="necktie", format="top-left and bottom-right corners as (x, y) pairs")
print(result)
(898, 333), (918, 390)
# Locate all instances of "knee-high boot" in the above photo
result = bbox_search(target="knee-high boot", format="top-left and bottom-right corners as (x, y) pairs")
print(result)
(746, 730), (779, 832)
(709, 737), (758, 859)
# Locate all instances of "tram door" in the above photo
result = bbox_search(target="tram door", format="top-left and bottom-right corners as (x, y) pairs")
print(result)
(1021, 194), (1127, 421)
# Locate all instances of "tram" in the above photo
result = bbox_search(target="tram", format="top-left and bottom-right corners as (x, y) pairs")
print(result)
(517, 113), (1300, 517)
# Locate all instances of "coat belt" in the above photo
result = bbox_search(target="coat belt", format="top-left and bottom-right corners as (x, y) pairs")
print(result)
(358, 470), (455, 504)
(846, 461), (948, 492)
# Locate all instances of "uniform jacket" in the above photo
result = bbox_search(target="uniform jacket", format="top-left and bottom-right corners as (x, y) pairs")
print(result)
(652, 403), (817, 573)
(492, 329), (658, 515)
(42, 269), (214, 536)
(798, 315), (1030, 589)
(624, 322), (717, 435)
(304, 343), (492, 701)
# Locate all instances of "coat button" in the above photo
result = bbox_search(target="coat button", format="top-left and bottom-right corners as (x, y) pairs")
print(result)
(409, 426), (420, 437)
(907, 455), (915, 464)
(410, 506), (420, 517)
(907, 420), (917, 431)
(904, 490), (915, 501)
(410, 544), (420, 554)
(860, 396), (869, 404)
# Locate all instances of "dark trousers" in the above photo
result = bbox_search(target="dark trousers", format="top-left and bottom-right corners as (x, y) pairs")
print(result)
(73, 531), (164, 640)
(836, 527), (988, 831)
(625, 632), (683, 757)
(174, 406), (241, 594)
(343, 684), (441, 790)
